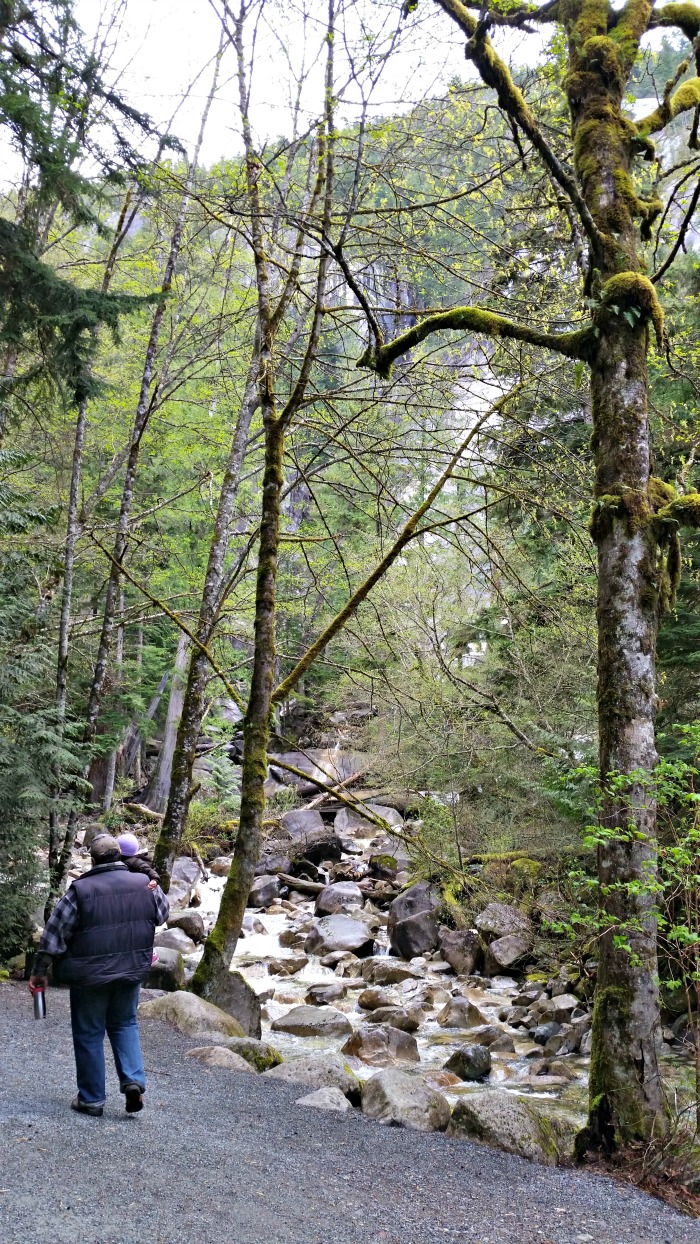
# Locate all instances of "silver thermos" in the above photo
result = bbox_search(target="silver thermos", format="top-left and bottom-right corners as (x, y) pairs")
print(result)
(31, 985), (46, 1020)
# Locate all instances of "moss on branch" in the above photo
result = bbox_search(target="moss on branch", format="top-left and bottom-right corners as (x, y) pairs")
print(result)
(357, 306), (592, 378)
(649, 2), (700, 40)
(637, 76), (700, 135)
(599, 272), (665, 348)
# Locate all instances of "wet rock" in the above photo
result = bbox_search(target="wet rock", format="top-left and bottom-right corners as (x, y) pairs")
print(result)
(154, 927), (197, 955)
(305, 915), (375, 958)
(314, 881), (364, 916)
(167, 909), (205, 943)
(210, 856), (233, 876)
(388, 881), (439, 935)
(533, 1021), (561, 1046)
(484, 934), (532, 973)
(579, 1030), (592, 1055)
(475, 902), (533, 944)
(145, 947), (185, 991)
(545, 1059), (579, 1081)
(248, 874), (281, 908)
(185, 1046), (257, 1073)
(436, 998), (489, 1029)
(242, 912), (267, 936)
(321, 949), (357, 968)
(271, 1004), (353, 1039)
(278, 927), (306, 948)
(462, 1023), (513, 1049)
(305, 983), (346, 1006)
(263, 1051), (360, 1100)
(296, 1086), (353, 1113)
(366, 1006), (420, 1033)
(369, 853), (398, 880)
(538, 993), (581, 1023)
(341, 1023), (419, 1067)
(390, 910), (439, 960)
(280, 808), (343, 864)
(271, 749), (357, 795)
(504, 1005), (528, 1026)
(172, 856), (201, 887)
(139, 990), (245, 1039)
(357, 987), (392, 1011)
(268, 954), (309, 976)
(361, 1069), (450, 1132)
(447, 1091), (576, 1165)
(444, 1044), (492, 1081)
(361, 957), (422, 986)
(335, 803), (403, 835)
(438, 927), (481, 976)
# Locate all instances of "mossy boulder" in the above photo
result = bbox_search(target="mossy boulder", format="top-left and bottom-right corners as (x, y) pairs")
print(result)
(185, 1046), (258, 1073)
(447, 1090), (577, 1165)
(139, 990), (245, 1040)
(198, 1035), (283, 1072)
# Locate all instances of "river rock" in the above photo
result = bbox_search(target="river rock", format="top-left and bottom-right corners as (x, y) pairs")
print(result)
(390, 910), (439, 959)
(198, 968), (262, 1039)
(538, 993), (581, 1022)
(533, 1021), (561, 1045)
(365, 1006), (420, 1033)
(357, 987), (392, 1010)
(438, 927), (481, 976)
(185, 1046), (257, 1073)
(437, 997), (489, 1029)
(296, 1085), (353, 1113)
(388, 881), (439, 934)
(335, 803), (403, 835)
(145, 947), (185, 991)
(167, 909), (205, 942)
(279, 807), (343, 863)
(443, 1044), (491, 1081)
(202, 1035), (282, 1071)
(248, 874), (281, 908)
(447, 1090), (577, 1165)
(154, 927), (197, 955)
(475, 902), (533, 944)
(361, 1069), (450, 1132)
(361, 957), (422, 986)
(484, 934), (532, 973)
(210, 856), (233, 876)
(268, 954), (309, 976)
(271, 1004), (353, 1039)
(341, 1023), (419, 1066)
(305, 982), (347, 1006)
(242, 912), (267, 935)
(315, 881), (364, 916)
(263, 1051), (360, 1100)
(139, 991), (245, 1039)
(305, 915), (375, 957)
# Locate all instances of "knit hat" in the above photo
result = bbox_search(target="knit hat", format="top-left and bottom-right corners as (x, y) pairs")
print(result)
(116, 832), (140, 858)
(90, 834), (121, 863)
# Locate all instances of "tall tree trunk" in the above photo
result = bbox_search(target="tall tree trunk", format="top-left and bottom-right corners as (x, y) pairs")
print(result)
(152, 356), (259, 880)
(145, 630), (189, 814)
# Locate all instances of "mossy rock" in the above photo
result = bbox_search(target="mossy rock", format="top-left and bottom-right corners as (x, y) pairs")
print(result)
(447, 1090), (577, 1165)
(510, 858), (543, 882)
(191, 1035), (283, 1072)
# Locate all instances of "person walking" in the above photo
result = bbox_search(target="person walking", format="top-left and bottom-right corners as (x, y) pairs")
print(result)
(29, 833), (169, 1118)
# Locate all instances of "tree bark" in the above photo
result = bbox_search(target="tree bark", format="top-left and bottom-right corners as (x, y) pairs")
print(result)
(144, 630), (189, 814)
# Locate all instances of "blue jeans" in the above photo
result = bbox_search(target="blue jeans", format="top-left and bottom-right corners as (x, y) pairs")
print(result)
(69, 981), (145, 1106)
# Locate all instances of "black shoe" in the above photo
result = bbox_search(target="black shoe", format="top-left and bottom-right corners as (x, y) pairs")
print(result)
(124, 1083), (144, 1114)
(71, 1096), (103, 1117)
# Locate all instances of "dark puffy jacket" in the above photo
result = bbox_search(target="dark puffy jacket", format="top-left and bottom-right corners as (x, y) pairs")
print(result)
(55, 863), (159, 987)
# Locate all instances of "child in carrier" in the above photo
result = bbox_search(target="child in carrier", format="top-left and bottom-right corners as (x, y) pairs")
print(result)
(116, 831), (160, 890)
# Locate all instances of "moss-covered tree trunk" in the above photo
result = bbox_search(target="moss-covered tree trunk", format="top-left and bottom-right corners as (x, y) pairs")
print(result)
(190, 410), (283, 999)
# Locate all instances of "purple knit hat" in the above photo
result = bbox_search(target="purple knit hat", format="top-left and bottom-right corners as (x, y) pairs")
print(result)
(117, 832), (140, 857)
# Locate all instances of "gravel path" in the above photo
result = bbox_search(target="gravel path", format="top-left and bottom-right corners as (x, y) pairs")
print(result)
(1, 981), (698, 1244)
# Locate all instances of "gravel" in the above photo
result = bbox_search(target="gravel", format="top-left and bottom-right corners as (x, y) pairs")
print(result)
(1, 981), (698, 1244)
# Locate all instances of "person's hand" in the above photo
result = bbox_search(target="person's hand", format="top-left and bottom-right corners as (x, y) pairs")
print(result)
(147, 879), (157, 890)
(29, 975), (48, 993)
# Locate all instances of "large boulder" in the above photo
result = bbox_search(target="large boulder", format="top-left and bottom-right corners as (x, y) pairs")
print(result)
(197, 969), (262, 1039)
(443, 1044), (491, 1081)
(438, 927), (481, 976)
(475, 902), (533, 944)
(167, 909), (205, 943)
(361, 1070), (450, 1132)
(335, 803), (403, 836)
(315, 881), (364, 916)
(200, 1035), (282, 1071)
(484, 934), (532, 974)
(436, 997), (489, 1029)
(154, 927), (197, 956)
(280, 808), (343, 864)
(447, 1091), (577, 1166)
(365, 1007), (420, 1033)
(185, 1046), (257, 1073)
(305, 982), (346, 1006)
(139, 991), (245, 1040)
(270, 748), (357, 796)
(390, 910), (439, 959)
(145, 947), (185, 991)
(268, 954), (308, 977)
(305, 915), (375, 958)
(168, 856), (202, 908)
(270, 1004), (353, 1039)
(361, 957), (422, 986)
(247, 875), (281, 908)
(341, 1023), (419, 1067)
(388, 881), (440, 934)
(263, 1051), (360, 1100)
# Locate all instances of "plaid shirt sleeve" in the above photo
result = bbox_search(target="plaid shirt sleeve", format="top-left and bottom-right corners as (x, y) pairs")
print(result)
(153, 887), (170, 926)
(32, 887), (80, 975)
